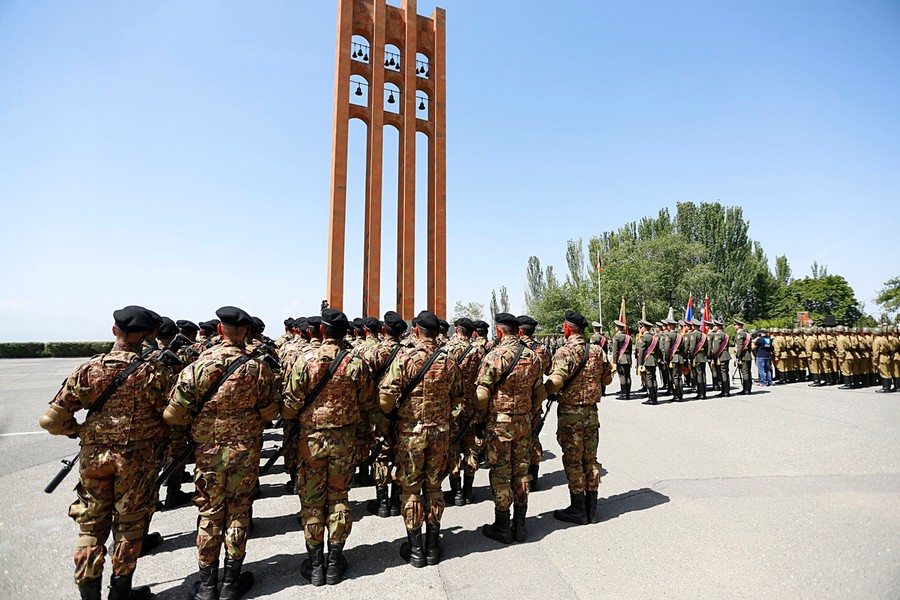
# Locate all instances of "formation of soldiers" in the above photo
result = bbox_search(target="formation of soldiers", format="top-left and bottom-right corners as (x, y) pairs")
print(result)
(40, 306), (612, 599)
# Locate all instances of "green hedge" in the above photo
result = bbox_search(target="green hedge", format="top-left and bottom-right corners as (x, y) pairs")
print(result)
(0, 342), (114, 358)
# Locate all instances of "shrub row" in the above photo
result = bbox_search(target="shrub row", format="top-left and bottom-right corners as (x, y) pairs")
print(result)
(0, 342), (114, 358)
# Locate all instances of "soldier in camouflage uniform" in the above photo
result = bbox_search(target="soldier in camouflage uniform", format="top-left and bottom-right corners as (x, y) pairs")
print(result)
(732, 320), (753, 395)
(610, 320), (633, 399)
(379, 311), (463, 568)
(546, 310), (613, 525)
(275, 318), (295, 349)
(282, 309), (373, 586)
(475, 313), (546, 544)
(709, 320), (732, 397)
(40, 306), (168, 600)
(517, 315), (551, 489)
(277, 318), (310, 493)
(443, 317), (487, 506)
(363, 311), (408, 518)
(165, 306), (280, 600)
(353, 316), (384, 487)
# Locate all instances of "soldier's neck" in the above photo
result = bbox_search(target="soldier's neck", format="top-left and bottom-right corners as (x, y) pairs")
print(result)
(113, 340), (142, 353)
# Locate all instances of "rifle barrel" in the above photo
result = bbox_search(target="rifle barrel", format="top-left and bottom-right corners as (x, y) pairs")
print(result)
(44, 456), (78, 494)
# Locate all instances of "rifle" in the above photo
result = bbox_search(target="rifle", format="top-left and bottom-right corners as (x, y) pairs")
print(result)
(260, 442), (285, 474)
(366, 347), (445, 465)
(533, 342), (591, 440)
(45, 454), (79, 494)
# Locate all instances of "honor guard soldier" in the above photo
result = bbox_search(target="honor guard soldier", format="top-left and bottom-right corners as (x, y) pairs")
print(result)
(283, 308), (374, 586)
(610, 320), (633, 399)
(710, 320), (732, 397)
(687, 319), (710, 399)
(379, 310), (464, 568)
(475, 313), (546, 543)
(40, 306), (169, 600)
(665, 319), (687, 401)
(517, 315), (551, 489)
(636, 320), (662, 405)
(545, 310), (613, 525)
(733, 320), (753, 395)
(656, 321), (671, 395)
(590, 321), (608, 351)
(165, 306), (280, 600)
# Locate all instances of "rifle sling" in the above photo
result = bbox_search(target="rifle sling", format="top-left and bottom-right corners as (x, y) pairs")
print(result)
(554, 341), (591, 399)
(374, 344), (402, 381)
(297, 349), (350, 415)
(87, 358), (146, 419)
(394, 347), (446, 414)
(494, 342), (526, 390)
(195, 354), (253, 415)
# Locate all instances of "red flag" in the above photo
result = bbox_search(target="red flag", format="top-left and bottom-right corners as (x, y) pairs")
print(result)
(702, 296), (711, 333)
(595, 253), (603, 273)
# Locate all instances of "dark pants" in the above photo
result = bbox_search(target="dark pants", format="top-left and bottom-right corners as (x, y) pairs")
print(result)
(693, 362), (707, 397)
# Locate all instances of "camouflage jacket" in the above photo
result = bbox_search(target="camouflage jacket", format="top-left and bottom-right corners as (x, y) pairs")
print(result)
(445, 335), (487, 402)
(284, 339), (374, 431)
(364, 337), (402, 384)
(51, 346), (169, 446)
(380, 338), (463, 432)
(476, 335), (544, 416)
(549, 334), (613, 406)
(170, 340), (279, 444)
(278, 337), (309, 380)
(520, 334), (551, 375)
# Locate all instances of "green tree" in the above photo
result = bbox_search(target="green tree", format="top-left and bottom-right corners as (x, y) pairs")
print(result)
(875, 275), (900, 318)
(524, 256), (544, 315)
(776, 275), (862, 326)
(451, 300), (484, 322)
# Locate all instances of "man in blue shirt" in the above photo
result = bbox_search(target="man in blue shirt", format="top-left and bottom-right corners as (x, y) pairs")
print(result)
(754, 330), (774, 386)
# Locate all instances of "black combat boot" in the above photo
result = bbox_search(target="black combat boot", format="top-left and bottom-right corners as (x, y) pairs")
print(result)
(425, 524), (441, 565)
(553, 492), (588, 525)
(893, 377), (900, 392)
(188, 561), (219, 600)
(444, 476), (463, 506)
(399, 528), (426, 568)
(876, 378), (892, 393)
(723, 382), (731, 397)
(838, 375), (852, 390)
(78, 578), (102, 600)
(109, 573), (152, 600)
(139, 532), (162, 557)
(743, 379), (752, 395)
(164, 480), (192, 510)
(462, 473), (474, 505)
(354, 464), (373, 487)
(389, 483), (402, 516)
(642, 388), (658, 405)
(529, 464), (540, 491)
(219, 557), (253, 600)
(482, 508), (512, 544)
(585, 490), (600, 524)
(367, 485), (390, 517)
(301, 542), (326, 587)
(870, 373), (878, 387)
(325, 541), (348, 585)
(512, 504), (527, 542)
(624, 384), (631, 400)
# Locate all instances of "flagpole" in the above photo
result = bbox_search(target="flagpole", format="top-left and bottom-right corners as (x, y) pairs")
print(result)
(598, 269), (603, 328)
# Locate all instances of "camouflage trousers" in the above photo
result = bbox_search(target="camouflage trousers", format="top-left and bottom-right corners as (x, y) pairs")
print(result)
(193, 441), (259, 567)
(485, 414), (531, 512)
(395, 424), (449, 531)
(283, 419), (300, 473)
(297, 425), (355, 547)
(68, 441), (155, 585)
(371, 412), (394, 487)
(355, 410), (374, 467)
(447, 403), (479, 479)
(556, 404), (601, 494)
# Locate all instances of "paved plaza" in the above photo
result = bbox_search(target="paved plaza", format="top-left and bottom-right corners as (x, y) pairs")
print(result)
(0, 358), (897, 599)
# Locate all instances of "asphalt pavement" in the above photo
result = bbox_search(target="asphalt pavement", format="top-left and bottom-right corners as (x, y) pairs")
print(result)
(0, 358), (897, 599)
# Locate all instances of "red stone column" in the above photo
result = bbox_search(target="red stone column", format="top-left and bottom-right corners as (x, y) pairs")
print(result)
(396, 0), (418, 319)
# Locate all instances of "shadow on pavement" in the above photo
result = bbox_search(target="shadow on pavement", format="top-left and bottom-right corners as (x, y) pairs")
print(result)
(598, 487), (669, 522)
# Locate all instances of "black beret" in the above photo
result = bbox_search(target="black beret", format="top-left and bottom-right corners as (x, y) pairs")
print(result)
(474, 320), (490, 332)
(145, 308), (163, 326)
(415, 310), (440, 331)
(307, 315), (322, 328)
(215, 306), (253, 327)
(176, 319), (199, 332)
(564, 310), (589, 329)
(158, 317), (178, 337)
(113, 305), (157, 334)
(495, 313), (520, 328)
(517, 315), (538, 328)
(284, 318), (294, 327)
(454, 318), (475, 331)
(251, 316), (265, 331)
(439, 319), (450, 333)
(383, 311), (407, 334)
(410, 318), (418, 329)
(364, 317), (382, 333)
(352, 317), (365, 327)
(198, 320), (216, 334)
(322, 308), (349, 328)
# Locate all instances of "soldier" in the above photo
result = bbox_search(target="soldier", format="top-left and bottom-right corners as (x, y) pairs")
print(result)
(686, 320), (710, 399)
(40, 306), (168, 600)
(363, 311), (408, 518)
(275, 318), (295, 348)
(872, 328), (892, 392)
(165, 306), (280, 600)
(437, 319), (451, 347)
(282, 309), (373, 586)
(546, 310), (613, 525)
(891, 326), (900, 391)
(589, 321), (607, 351)
(444, 317), (487, 506)
(379, 310), (463, 568)
(517, 315), (551, 489)
(176, 320), (202, 365)
(656, 321), (671, 396)
(733, 320), (753, 395)
(636, 320), (662, 405)
(609, 320), (633, 399)
(476, 313), (546, 543)
(276, 317), (310, 493)
(806, 327), (823, 386)
(664, 319), (687, 401)
(709, 320), (731, 397)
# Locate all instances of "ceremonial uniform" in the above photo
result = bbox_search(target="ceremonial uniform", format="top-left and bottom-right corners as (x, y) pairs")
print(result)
(476, 315), (545, 544)
(733, 321), (753, 395)
(666, 323), (688, 400)
(709, 324), (731, 397)
(635, 322), (661, 405)
(687, 322), (709, 399)
(609, 323), (633, 399)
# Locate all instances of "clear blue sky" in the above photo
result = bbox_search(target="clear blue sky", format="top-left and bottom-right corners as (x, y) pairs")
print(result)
(1, 1), (898, 341)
